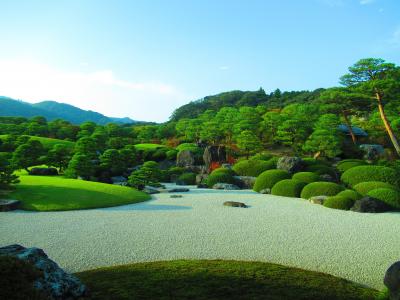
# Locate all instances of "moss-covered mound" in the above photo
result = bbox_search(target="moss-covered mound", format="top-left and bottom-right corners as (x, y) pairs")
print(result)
(336, 159), (367, 173)
(177, 173), (196, 185)
(336, 189), (362, 201)
(341, 165), (399, 187)
(323, 196), (355, 210)
(232, 159), (276, 177)
(292, 172), (320, 184)
(211, 167), (236, 176)
(367, 188), (400, 209)
(353, 181), (397, 196)
(249, 152), (273, 161)
(271, 179), (307, 198)
(300, 182), (345, 199)
(253, 169), (291, 193)
(206, 172), (236, 188)
(306, 164), (336, 177)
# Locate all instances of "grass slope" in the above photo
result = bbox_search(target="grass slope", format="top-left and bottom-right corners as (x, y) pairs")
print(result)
(0, 134), (75, 149)
(76, 260), (378, 300)
(8, 176), (150, 211)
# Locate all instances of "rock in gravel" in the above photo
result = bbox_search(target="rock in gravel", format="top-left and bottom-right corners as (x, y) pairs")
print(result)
(170, 194), (183, 198)
(0, 199), (21, 211)
(223, 201), (247, 208)
(234, 176), (256, 189)
(212, 183), (240, 190)
(197, 183), (208, 188)
(351, 196), (391, 213)
(384, 261), (400, 300)
(309, 196), (328, 205)
(0, 244), (86, 299)
(260, 188), (271, 194)
(276, 156), (305, 174)
(143, 186), (161, 194)
(168, 188), (190, 193)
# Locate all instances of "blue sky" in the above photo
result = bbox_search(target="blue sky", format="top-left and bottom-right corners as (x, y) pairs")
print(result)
(0, 0), (399, 122)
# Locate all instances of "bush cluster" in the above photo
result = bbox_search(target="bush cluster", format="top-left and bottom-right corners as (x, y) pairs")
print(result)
(271, 179), (307, 198)
(323, 196), (355, 210)
(300, 181), (345, 199)
(292, 172), (320, 183)
(336, 159), (367, 173)
(353, 181), (397, 196)
(341, 165), (399, 187)
(367, 188), (400, 209)
(336, 189), (362, 201)
(305, 164), (336, 177)
(206, 172), (236, 187)
(253, 169), (291, 192)
(232, 159), (276, 177)
(177, 172), (196, 185)
(249, 152), (273, 161)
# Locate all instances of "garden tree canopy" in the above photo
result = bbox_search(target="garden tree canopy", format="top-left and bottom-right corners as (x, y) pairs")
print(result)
(215, 107), (240, 144)
(340, 58), (400, 156)
(12, 139), (45, 172)
(236, 130), (262, 159)
(99, 149), (125, 176)
(0, 154), (19, 189)
(260, 111), (284, 145)
(74, 137), (98, 159)
(65, 153), (94, 180)
(46, 144), (72, 171)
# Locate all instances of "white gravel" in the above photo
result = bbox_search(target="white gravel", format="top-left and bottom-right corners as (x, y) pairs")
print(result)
(1, 185), (399, 289)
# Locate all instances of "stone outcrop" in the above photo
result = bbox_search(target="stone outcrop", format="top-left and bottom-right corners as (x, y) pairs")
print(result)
(176, 150), (195, 167)
(309, 196), (328, 205)
(351, 196), (391, 213)
(276, 156), (305, 174)
(212, 183), (240, 190)
(203, 146), (226, 171)
(234, 176), (256, 189)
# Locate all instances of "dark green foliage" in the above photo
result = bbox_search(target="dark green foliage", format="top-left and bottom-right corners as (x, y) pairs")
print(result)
(233, 159), (276, 177)
(12, 139), (45, 171)
(0, 256), (47, 300)
(292, 172), (320, 183)
(151, 148), (168, 162)
(249, 152), (273, 161)
(336, 189), (362, 201)
(45, 144), (71, 171)
(300, 182), (345, 199)
(341, 165), (399, 187)
(336, 159), (367, 173)
(206, 172), (235, 187)
(75, 137), (98, 159)
(253, 169), (291, 192)
(367, 188), (400, 209)
(99, 149), (125, 175)
(166, 149), (178, 160)
(323, 196), (355, 210)
(168, 166), (186, 177)
(65, 153), (95, 180)
(128, 161), (162, 189)
(305, 164), (337, 177)
(271, 179), (307, 197)
(177, 173), (196, 185)
(353, 181), (397, 196)
(0, 153), (19, 189)
(176, 143), (200, 152)
(210, 167), (236, 176)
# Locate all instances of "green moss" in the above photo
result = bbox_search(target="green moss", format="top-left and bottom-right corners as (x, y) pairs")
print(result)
(292, 172), (320, 183)
(206, 172), (235, 187)
(253, 169), (291, 193)
(211, 167), (236, 176)
(232, 159), (276, 177)
(336, 189), (362, 201)
(166, 149), (178, 160)
(353, 181), (397, 196)
(249, 152), (273, 161)
(176, 143), (200, 152)
(341, 166), (399, 187)
(271, 179), (307, 198)
(300, 182), (345, 199)
(367, 188), (400, 209)
(323, 196), (355, 210)
(306, 164), (336, 177)
(168, 166), (186, 176)
(177, 173), (196, 185)
(336, 159), (367, 173)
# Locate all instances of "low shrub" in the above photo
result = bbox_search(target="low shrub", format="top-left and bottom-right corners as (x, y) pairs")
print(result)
(232, 159), (276, 177)
(211, 167), (236, 176)
(300, 182), (345, 199)
(151, 148), (168, 161)
(176, 143), (200, 152)
(353, 181), (397, 196)
(253, 169), (291, 193)
(323, 196), (355, 210)
(292, 172), (320, 183)
(271, 179), (307, 197)
(341, 165), (399, 187)
(166, 149), (178, 160)
(177, 173), (196, 185)
(168, 166), (185, 176)
(250, 152), (273, 161)
(336, 159), (367, 173)
(367, 188), (400, 209)
(336, 189), (362, 201)
(306, 164), (337, 177)
(206, 172), (236, 188)
(303, 158), (331, 167)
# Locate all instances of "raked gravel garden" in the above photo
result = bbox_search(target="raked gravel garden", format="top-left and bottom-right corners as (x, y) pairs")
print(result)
(1, 184), (400, 290)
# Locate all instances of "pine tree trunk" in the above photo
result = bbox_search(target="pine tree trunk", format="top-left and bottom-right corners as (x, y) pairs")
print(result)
(342, 112), (357, 145)
(376, 93), (400, 156)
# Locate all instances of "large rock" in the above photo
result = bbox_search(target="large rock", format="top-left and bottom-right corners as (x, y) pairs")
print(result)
(143, 186), (161, 194)
(212, 183), (240, 190)
(276, 156), (305, 174)
(234, 176), (256, 189)
(384, 261), (400, 300)
(351, 196), (391, 213)
(0, 199), (21, 211)
(111, 176), (127, 186)
(168, 188), (190, 193)
(260, 188), (271, 194)
(176, 150), (195, 167)
(223, 201), (247, 208)
(29, 167), (58, 176)
(309, 196), (328, 205)
(196, 174), (209, 185)
(203, 145), (226, 171)
(0, 244), (86, 299)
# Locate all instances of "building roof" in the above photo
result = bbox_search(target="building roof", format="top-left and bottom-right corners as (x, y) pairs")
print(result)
(338, 125), (368, 137)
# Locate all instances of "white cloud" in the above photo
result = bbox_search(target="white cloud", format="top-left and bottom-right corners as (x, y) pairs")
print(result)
(0, 60), (191, 122)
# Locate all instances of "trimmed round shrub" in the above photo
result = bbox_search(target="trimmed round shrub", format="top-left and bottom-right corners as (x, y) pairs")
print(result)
(336, 159), (367, 173)
(303, 158), (330, 167)
(206, 172), (235, 188)
(353, 181), (397, 196)
(168, 166), (185, 176)
(300, 182), (345, 199)
(232, 159), (275, 177)
(306, 164), (337, 177)
(253, 169), (291, 193)
(292, 172), (320, 183)
(176, 143), (200, 152)
(271, 179), (307, 198)
(151, 148), (168, 161)
(177, 172), (196, 185)
(323, 196), (355, 210)
(341, 165), (399, 187)
(336, 189), (362, 201)
(367, 188), (400, 209)
(166, 149), (178, 160)
(250, 152), (273, 161)
(211, 167), (236, 176)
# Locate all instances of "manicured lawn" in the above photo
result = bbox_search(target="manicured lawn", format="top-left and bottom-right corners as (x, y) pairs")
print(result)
(7, 175), (150, 211)
(76, 260), (379, 300)
(134, 143), (168, 150)
(0, 134), (75, 150)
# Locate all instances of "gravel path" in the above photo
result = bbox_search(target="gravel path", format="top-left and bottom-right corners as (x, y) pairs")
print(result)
(1, 185), (399, 289)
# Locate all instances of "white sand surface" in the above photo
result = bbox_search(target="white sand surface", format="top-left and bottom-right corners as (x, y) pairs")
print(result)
(1, 185), (399, 289)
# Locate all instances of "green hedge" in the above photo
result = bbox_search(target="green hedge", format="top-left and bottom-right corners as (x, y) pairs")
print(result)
(306, 164), (336, 177)
(177, 173), (196, 185)
(249, 152), (273, 161)
(336, 159), (367, 173)
(341, 165), (399, 187)
(336, 189), (362, 201)
(166, 149), (178, 160)
(323, 196), (355, 210)
(367, 188), (400, 209)
(271, 179), (307, 198)
(206, 172), (235, 188)
(176, 143), (200, 153)
(168, 166), (185, 176)
(353, 181), (397, 196)
(300, 182), (345, 199)
(211, 167), (236, 176)
(232, 159), (276, 177)
(292, 172), (320, 183)
(253, 169), (291, 193)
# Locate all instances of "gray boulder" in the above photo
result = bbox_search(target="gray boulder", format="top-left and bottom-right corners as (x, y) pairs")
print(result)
(196, 174), (209, 185)
(309, 196), (328, 205)
(111, 176), (127, 186)
(212, 183), (240, 190)
(276, 156), (305, 174)
(168, 188), (190, 193)
(234, 176), (256, 189)
(143, 186), (161, 194)
(223, 201), (247, 208)
(0, 244), (86, 299)
(197, 183), (208, 188)
(384, 261), (400, 300)
(176, 150), (195, 167)
(260, 188), (271, 194)
(0, 199), (21, 211)
(203, 145), (226, 171)
(351, 196), (391, 213)
(319, 174), (336, 182)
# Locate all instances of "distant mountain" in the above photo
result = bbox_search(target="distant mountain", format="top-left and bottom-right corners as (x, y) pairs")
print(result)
(0, 97), (141, 125)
